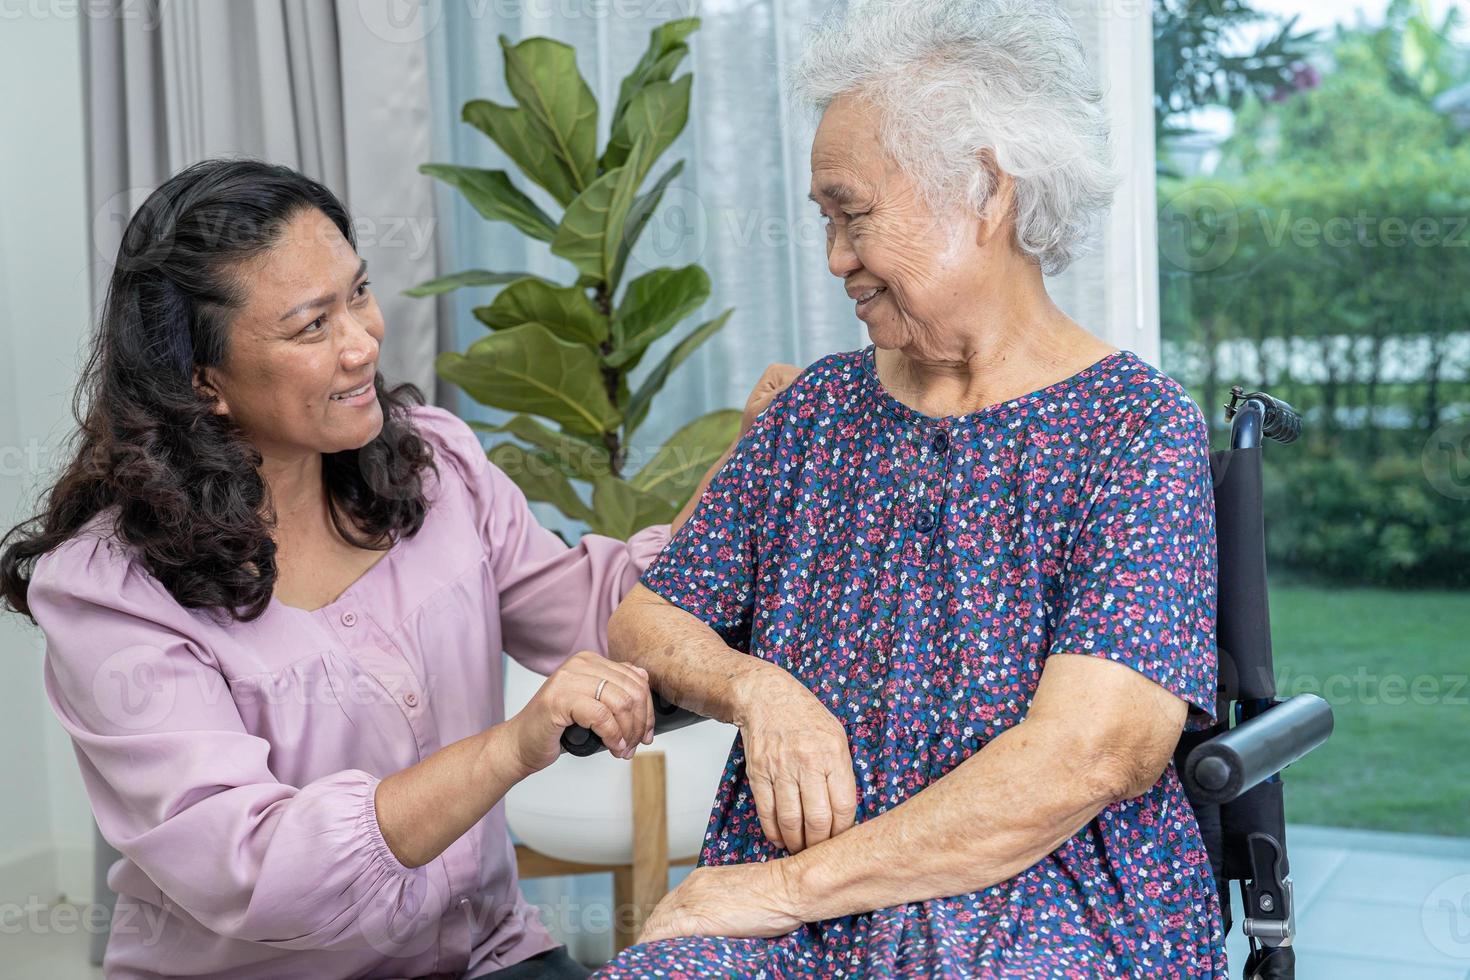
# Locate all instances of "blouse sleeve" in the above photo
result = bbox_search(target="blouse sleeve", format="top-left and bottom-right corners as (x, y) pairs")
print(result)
(1048, 387), (1219, 729)
(30, 534), (438, 953)
(634, 390), (789, 653)
(413, 404), (671, 675)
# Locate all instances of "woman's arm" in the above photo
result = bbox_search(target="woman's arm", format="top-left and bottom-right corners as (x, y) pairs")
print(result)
(780, 654), (1186, 920)
(637, 654), (1188, 941)
(610, 582), (859, 856)
(376, 652), (655, 868)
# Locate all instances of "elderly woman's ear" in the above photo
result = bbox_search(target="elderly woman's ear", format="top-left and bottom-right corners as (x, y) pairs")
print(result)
(974, 151), (1018, 248)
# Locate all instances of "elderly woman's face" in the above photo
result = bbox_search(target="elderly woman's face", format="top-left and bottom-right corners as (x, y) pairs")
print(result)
(810, 94), (989, 352)
(197, 208), (385, 458)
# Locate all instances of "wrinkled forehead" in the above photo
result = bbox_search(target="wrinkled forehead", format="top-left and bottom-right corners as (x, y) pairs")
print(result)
(809, 95), (892, 196)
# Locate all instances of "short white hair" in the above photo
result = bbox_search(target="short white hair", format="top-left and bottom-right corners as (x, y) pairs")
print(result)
(789, 0), (1120, 276)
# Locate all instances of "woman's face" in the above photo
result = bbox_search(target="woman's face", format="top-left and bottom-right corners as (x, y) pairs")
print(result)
(197, 207), (385, 459)
(809, 93), (1004, 356)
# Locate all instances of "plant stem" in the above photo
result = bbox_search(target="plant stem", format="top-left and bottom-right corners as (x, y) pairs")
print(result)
(595, 283), (624, 479)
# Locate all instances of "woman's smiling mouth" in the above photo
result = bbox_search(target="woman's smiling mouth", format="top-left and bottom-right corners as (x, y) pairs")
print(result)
(330, 380), (375, 405)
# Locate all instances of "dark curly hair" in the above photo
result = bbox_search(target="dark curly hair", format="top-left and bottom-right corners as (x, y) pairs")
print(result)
(0, 158), (438, 626)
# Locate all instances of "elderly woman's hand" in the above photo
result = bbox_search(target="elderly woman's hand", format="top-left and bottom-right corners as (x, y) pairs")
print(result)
(741, 364), (802, 434)
(737, 667), (859, 853)
(635, 861), (803, 944)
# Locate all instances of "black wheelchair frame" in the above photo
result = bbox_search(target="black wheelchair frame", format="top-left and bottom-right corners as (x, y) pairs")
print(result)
(562, 384), (1334, 980)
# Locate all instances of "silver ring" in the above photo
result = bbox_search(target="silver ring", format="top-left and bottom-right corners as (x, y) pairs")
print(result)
(594, 678), (608, 702)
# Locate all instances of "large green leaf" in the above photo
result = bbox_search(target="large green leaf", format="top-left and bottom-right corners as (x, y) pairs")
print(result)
(419, 164), (557, 242)
(500, 35), (598, 195)
(608, 265), (710, 367)
(630, 409), (742, 507)
(487, 442), (596, 525)
(591, 476), (678, 539)
(624, 308), (733, 436)
(611, 161), (684, 292)
(551, 136), (648, 288)
(436, 323), (621, 437)
(471, 277), (609, 345)
(603, 75), (692, 183)
(461, 99), (580, 207)
(610, 18), (699, 135)
(402, 269), (534, 298)
(470, 414), (610, 482)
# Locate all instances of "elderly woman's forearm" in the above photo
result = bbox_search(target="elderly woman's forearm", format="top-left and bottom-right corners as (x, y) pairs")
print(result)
(780, 716), (1129, 921)
(607, 588), (777, 725)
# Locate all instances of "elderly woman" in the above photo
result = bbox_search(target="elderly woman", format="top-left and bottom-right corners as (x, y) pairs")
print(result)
(596, 1), (1225, 977)
(0, 159), (790, 980)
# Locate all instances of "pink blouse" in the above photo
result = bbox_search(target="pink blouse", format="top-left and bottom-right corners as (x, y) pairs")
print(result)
(29, 404), (671, 979)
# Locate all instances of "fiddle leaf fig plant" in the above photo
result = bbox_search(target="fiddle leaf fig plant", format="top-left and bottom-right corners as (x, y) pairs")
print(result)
(410, 18), (740, 539)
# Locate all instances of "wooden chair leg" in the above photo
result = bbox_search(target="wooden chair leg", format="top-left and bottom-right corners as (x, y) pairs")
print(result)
(612, 865), (636, 953)
(614, 750), (669, 953)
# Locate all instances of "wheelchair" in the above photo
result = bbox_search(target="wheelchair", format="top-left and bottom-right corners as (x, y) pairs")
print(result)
(563, 384), (1334, 980)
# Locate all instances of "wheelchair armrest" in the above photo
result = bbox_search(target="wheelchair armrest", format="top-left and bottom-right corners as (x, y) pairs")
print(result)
(560, 693), (710, 757)
(1182, 693), (1333, 805)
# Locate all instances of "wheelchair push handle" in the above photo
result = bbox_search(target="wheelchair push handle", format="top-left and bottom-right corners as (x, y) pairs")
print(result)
(559, 691), (707, 757)
(1182, 694), (1333, 805)
(1226, 386), (1302, 448)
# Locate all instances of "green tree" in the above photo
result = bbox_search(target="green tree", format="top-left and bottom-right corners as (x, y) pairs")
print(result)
(1153, 0), (1318, 165)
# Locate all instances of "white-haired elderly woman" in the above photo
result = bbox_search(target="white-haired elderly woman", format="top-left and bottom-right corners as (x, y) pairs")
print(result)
(593, 1), (1225, 977)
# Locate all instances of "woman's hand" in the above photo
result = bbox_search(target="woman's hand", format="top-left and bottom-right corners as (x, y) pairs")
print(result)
(737, 667), (859, 853)
(636, 862), (804, 944)
(507, 651), (655, 774)
(741, 364), (802, 434)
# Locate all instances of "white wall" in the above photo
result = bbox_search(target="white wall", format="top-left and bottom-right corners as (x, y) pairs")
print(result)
(0, 12), (104, 907)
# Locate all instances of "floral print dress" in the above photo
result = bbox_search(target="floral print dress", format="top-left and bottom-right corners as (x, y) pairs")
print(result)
(595, 346), (1227, 978)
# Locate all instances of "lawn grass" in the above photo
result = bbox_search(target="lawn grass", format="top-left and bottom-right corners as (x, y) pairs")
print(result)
(1265, 576), (1470, 838)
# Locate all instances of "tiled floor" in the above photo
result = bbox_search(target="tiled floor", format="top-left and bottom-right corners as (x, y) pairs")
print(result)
(5, 825), (1469, 979)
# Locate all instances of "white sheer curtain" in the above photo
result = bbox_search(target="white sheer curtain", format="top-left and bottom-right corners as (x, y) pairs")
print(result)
(423, 0), (1158, 965)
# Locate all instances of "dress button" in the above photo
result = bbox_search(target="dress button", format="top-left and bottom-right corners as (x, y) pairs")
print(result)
(932, 432), (949, 453)
(404, 692), (419, 708)
(341, 611), (357, 627)
(915, 511), (936, 532)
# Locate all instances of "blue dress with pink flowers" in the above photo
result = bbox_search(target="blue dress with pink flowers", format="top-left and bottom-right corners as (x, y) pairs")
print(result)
(594, 346), (1227, 978)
